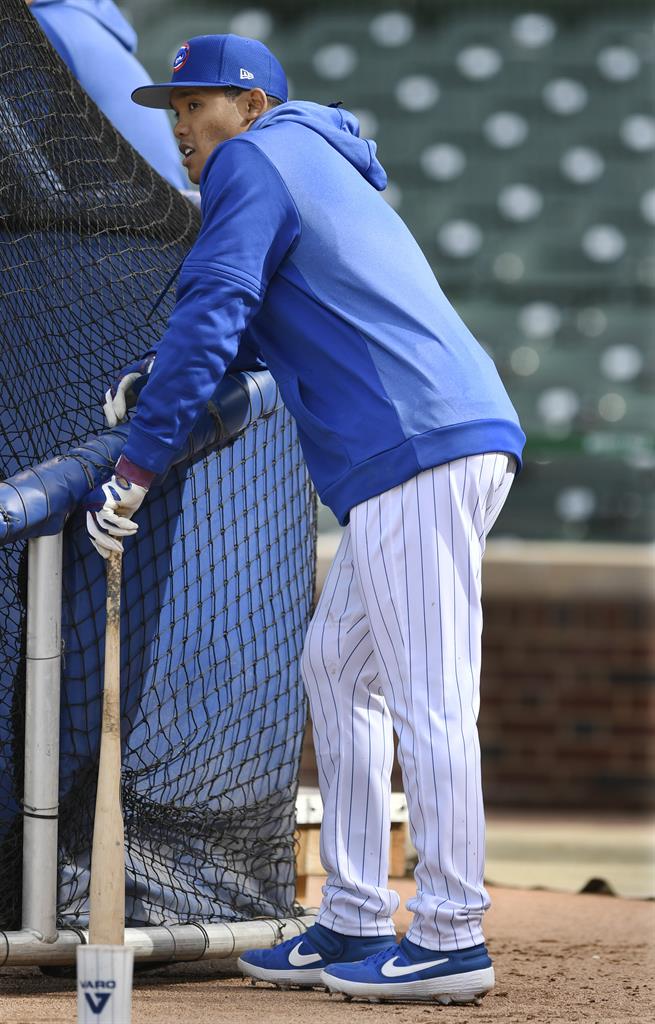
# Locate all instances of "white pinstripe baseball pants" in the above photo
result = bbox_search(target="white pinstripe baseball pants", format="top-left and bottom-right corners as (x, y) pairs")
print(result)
(301, 453), (515, 951)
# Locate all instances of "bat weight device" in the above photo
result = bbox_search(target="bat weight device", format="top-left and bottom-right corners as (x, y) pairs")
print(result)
(77, 550), (134, 1023)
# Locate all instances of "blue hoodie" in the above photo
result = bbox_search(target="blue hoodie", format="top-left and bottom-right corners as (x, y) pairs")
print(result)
(30, 0), (187, 189)
(123, 102), (525, 524)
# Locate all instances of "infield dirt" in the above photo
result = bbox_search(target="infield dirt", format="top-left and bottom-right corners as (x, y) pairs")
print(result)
(2, 882), (653, 1024)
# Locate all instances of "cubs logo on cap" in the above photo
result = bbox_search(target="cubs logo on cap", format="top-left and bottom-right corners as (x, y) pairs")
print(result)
(131, 34), (288, 109)
(172, 43), (190, 73)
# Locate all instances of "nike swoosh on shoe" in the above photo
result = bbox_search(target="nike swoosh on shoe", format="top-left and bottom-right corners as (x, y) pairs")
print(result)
(288, 943), (323, 967)
(380, 956), (449, 978)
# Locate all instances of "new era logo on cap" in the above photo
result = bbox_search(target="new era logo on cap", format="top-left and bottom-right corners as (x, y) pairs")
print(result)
(240, 68), (255, 80)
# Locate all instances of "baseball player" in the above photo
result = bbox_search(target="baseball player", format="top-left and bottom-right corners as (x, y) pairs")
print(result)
(86, 34), (525, 1004)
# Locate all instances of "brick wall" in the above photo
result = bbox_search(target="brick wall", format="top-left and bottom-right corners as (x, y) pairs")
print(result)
(301, 539), (655, 811)
(480, 596), (655, 810)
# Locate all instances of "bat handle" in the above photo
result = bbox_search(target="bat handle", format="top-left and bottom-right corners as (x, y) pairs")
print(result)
(106, 550), (122, 625)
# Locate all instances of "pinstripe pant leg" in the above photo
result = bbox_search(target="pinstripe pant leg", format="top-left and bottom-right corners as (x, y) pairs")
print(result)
(350, 454), (515, 951)
(300, 527), (399, 937)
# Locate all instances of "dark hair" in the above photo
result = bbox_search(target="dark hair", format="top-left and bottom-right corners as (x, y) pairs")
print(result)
(223, 85), (283, 107)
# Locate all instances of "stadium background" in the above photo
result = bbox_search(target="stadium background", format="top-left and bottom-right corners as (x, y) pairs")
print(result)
(128, 0), (654, 814)
(0, 2), (653, 1021)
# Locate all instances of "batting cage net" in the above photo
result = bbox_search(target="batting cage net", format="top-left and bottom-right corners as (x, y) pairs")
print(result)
(0, 0), (315, 932)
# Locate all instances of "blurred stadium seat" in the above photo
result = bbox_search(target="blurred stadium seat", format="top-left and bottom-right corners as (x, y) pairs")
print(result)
(128, 1), (654, 541)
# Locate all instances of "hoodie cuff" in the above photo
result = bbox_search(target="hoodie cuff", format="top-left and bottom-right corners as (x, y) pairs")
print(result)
(115, 454), (156, 490)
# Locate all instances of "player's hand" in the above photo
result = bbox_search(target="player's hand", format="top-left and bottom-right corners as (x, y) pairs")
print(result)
(84, 474), (148, 559)
(103, 352), (155, 428)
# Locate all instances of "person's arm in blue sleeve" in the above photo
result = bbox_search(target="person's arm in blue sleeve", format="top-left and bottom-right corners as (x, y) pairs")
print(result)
(225, 331), (267, 373)
(30, 10), (76, 67)
(120, 138), (300, 474)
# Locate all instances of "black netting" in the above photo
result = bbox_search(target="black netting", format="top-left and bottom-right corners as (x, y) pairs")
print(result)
(56, 407), (315, 926)
(0, 0), (315, 930)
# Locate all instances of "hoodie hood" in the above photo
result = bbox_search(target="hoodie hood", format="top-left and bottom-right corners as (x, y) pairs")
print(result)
(250, 101), (387, 191)
(29, 0), (137, 52)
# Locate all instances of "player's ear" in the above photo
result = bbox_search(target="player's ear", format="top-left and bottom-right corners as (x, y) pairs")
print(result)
(240, 88), (268, 124)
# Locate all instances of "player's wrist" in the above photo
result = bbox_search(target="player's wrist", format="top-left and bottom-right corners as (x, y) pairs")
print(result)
(115, 454), (156, 490)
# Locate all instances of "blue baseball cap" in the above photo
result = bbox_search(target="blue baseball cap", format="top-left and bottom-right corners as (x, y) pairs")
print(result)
(132, 34), (288, 109)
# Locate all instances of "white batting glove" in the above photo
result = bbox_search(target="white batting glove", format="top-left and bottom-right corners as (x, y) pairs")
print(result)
(85, 475), (148, 559)
(103, 352), (155, 428)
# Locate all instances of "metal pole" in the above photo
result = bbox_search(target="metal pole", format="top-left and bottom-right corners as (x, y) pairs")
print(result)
(21, 532), (63, 942)
(0, 915), (317, 967)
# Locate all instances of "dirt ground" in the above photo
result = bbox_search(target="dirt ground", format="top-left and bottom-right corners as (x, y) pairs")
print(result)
(2, 880), (654, 1024)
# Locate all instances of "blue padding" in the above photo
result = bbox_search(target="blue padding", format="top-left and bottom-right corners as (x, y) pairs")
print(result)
(0, 370), (279, 545)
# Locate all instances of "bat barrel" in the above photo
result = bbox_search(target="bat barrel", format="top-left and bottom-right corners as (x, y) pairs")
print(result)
(88, 550), (125, 947)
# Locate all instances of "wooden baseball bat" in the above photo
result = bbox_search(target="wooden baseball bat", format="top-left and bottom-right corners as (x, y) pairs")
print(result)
(88, 549), (125, 946)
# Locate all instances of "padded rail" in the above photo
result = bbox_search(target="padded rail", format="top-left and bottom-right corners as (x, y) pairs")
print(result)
(0, 370), (280, 545)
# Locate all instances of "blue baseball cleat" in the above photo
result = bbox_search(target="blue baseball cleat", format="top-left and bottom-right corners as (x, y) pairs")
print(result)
(321, 937), (495, 1003)
(237, 922), (396, 988)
